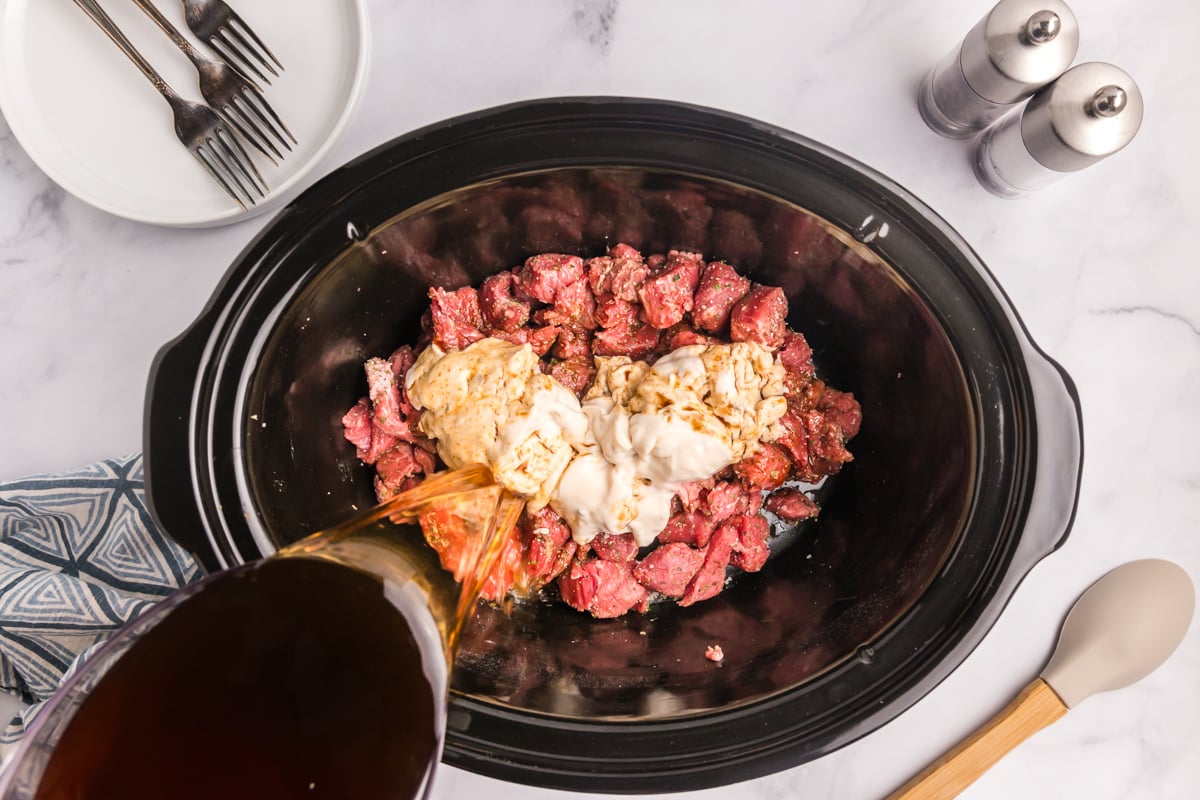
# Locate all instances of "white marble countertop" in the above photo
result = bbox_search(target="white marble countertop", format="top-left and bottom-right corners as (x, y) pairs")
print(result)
(1, 0), (1197, 798)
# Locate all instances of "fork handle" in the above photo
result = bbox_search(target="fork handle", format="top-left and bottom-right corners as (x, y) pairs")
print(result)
(130, 0), (204, 68)
(72, 0), (179, 101)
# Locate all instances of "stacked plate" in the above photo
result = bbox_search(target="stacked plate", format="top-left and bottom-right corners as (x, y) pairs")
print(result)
(0, 0), (369, 226)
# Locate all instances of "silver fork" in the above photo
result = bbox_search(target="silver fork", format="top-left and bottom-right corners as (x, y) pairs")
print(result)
(131, 0), (295, 161)
(72, 0), (265, 209)
(181, 0), (283, 85)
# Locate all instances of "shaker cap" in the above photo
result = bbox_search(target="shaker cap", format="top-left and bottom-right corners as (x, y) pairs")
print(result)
(1021, 62), (1144, 172)
(960, 0), (1080, 103)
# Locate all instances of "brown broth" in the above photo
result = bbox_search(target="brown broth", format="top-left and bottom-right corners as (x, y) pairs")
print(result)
(33, 557), (446, 800)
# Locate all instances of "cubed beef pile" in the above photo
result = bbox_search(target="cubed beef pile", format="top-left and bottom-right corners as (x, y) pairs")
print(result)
(343, 244), (861, 617)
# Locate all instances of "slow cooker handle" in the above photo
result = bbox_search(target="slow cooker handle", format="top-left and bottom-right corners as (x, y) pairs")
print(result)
(1010, 346), (1083, 576)
(143, 323), (223, 575)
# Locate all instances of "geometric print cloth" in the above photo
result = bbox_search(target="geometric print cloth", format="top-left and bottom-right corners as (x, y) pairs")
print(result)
(0, 454), (199, 756)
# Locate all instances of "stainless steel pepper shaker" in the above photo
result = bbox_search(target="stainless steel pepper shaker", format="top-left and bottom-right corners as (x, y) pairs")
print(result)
(918, 0), (1079, 138)
(972, 62), (1144, 197)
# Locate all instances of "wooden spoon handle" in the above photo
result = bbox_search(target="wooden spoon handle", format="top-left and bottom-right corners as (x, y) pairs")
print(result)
(886, 678), (1068, 800)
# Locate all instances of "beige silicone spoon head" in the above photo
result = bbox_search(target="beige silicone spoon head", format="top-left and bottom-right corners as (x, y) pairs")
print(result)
(1041, 559), (1195, 708)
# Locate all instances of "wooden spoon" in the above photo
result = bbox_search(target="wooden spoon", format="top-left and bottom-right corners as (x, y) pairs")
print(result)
(887, 559), (1195, 800)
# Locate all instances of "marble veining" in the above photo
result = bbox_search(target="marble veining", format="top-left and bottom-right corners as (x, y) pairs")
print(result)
(1, 0), (1197, 798)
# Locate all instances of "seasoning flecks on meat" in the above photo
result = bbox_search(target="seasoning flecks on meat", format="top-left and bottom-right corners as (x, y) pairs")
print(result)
(764, 489), (819, 522)
(692, 261), (752, 332)
(558, 558), (651, 618)
(490, 324), (561, 357)
(726, 514), (771, 573)
(547, 355), (597, 397)
(341, 398), (374, 454)
(703, 480), (744, 524)
(364, 357), (412, 439)
(536, 278), (598, 330)
(515, 253), (585, 304)
(657, 511), (718, 549)
(594, 294), (640, 330)
(733, 442), (793, 490)
(637, 251), (702, 329)
(590, 532), (639, 563)
(428, 286), (485, 350)
(592, 317), (661, 359)
(664, 325), (721, 350)
(522, 507), (574, 585)
(729, 285), (788, 350)
(633, 542), (705, 597)
(679, 524), (739, 607)
(374, 443), (421, 493)
(550, 325), (593, 361)
(588, 244), (649, 302)
(479, 272), (531, 333)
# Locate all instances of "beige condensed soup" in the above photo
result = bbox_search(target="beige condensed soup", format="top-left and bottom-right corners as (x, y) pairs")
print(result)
(406, 338), (787, 546)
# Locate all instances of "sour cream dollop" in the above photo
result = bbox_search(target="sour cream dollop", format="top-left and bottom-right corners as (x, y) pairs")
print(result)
(406, 338), (787, 547)
(551, 342), (787, 545)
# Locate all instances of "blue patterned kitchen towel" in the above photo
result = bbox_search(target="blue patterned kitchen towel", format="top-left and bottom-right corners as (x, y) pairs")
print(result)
(0, 454), (200, 755)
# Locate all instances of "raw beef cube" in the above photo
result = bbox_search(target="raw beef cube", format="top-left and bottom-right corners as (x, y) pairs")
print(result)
(375, 443), (420, 493)
(725, 514), (771, 573)
(657, 511), (717, 548)
(479, 272), (531, 333)
(515, 253), (584, 303)
(634, 543), (705, 597)
(491, 325), (561, 357)
(364, 357), (412, 439)
(679, 524), (738, 607)
(674, 477), (716, 514)
(341, 398), (373, 454)
(591, 532), (638, 563)
(539, 278), (597, 330)
(692, 261), (751, 332)
(594, 294), (640, 329)
(593, 318), (661, 359)
(729, 286), (788, 350)
(638, 251), (702, 329)
(346, 392), (398, 465)
(388, 345), (417, 381)
(558, 559), (650, 618)
(523, 507), (574, 584)
(589, 244), (650, 301)
(777, 331), (814, 385)
(547, 356), (596, 397)
(428, 286), (485, 350)
(774, 408), (810, 466)
(764, 489), (819, 522)
(665, 325), (721, 350)
(733, 442), (793, 490)
(817, 386), (863, 439)
(704, 480), (744, 524)
(550, 325), (593, 360)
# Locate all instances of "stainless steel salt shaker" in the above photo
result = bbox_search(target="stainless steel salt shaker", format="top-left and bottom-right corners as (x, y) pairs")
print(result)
(919, 0), (1079, 138)
(972, 62), (1144, 197)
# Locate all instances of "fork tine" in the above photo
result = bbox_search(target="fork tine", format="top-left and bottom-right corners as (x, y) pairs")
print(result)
(221, 102), (281, 163)
(214, 126), (266, 197)
(222, 20), (279, 79)
(205, 136), (257, 203)
(210, 31), (270, 85)
(228, 96), (285, 159)
(237, 88), (296, 148)
(195, 145), (248, 210)
(227, 11), (284, 72)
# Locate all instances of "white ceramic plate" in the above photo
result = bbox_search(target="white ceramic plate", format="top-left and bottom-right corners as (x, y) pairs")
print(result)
(0, 0), (369, 227)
